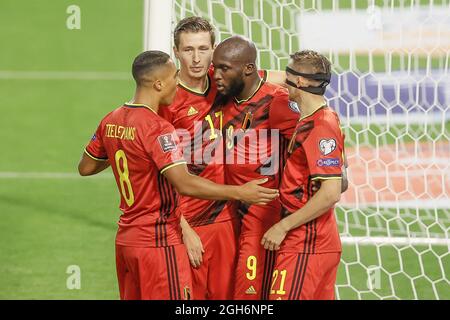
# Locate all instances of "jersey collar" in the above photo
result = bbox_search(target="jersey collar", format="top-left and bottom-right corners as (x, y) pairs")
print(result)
(234, 77), (265, 105)
(178, 74), (211, 96)
(124, 102), (157, 114)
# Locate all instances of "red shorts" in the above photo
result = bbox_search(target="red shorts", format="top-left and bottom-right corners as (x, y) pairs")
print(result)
(233, 235), (276, 300)
(269, 251), (341, 300)
(115, 244), (192, 300)
(191, 219), (240, 300)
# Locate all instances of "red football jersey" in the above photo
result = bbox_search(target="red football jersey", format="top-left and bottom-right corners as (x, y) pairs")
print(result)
(220, 80), (300, 236)
(159, 66), (233, 226)
(279, 105), (344, 254)
(85, 103), (186, 247)
(159, 66), (268, 226)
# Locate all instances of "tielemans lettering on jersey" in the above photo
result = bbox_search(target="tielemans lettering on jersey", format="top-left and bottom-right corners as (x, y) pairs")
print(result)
(280, 105), (344, 254)
(85, 103), (186, 247)
(219, 80), (300, 236)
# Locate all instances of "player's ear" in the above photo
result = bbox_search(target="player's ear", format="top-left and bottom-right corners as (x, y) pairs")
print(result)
(153, 79), (163, 92)
(244, 63), (256, 76)
(297, 76), (307, 87)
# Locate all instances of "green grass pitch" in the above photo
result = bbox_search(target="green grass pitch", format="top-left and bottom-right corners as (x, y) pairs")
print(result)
(0, 0), (447, 299)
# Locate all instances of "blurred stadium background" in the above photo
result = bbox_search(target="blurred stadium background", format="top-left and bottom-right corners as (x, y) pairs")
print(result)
(0, 0), (448, 299)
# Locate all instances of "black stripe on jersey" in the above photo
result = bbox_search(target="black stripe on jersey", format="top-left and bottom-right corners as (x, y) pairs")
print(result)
(164, 247), (174, 300)
(293, 222), (313, 300)
(277, 136), (289, 178)
(288, 121), (314, 154)
(223, 95), (273, 133)
(166, 246), (179, 300)
(306, 178), (316, 254)
(312, 220), (318, 254)
(156, 175), (162, 247)
(287, 253), (302, 300)
(157, 175), (165, 247)
(204, 200), (227, 225)
(160, 176), (175, 246)
(289, 221), (311, 299)
(261, 249), (276, 300)
(169, 246), (182, 300)
(188, 200), (228, 227)
(237, 202), (251, 219)
(295, 252), (311, 300)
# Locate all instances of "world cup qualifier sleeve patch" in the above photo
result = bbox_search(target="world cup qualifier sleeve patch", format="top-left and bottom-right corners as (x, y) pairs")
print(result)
(319, 138), (336, 155)
(158, 133), (177, 153)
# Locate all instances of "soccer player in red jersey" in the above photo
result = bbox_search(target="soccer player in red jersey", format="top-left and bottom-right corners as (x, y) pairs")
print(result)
(158, 17), (239, 300)
(212, 36), (300, 300)
(159, 17), (287, 300)
(77, 51), (279, 300)
(262, 50), (345, 300)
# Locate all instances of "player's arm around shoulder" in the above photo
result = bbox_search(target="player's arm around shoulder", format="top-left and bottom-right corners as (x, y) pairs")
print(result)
(266, 70), (287, 88)
(162, 163), (278, 205)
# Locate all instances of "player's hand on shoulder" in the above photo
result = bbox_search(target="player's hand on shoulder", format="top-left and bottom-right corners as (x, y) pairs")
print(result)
(238, 178), (279, 205)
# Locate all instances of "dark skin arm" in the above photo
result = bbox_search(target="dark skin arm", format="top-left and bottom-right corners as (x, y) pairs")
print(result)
(78, 152), (110, 176)
(78, 152), (278, 204)
(163, 163), (278, 205)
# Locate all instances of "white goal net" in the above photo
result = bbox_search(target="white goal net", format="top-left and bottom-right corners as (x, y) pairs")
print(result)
(153, 0), (449, 299)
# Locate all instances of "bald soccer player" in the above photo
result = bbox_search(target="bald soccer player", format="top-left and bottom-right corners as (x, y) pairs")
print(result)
(212, 36), (300, 300)
(159, 16), (288, 300)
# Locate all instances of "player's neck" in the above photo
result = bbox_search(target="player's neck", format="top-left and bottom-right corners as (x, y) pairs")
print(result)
(178, 69), (208, 93)
(298, 94), (327, 119)
(236, 74), (262, 102)
(130, 89), (160, 114)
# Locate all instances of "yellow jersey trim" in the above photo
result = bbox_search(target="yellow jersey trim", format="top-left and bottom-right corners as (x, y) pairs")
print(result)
(178, 75), (210, 95)
(160, 161), (187, 175)
(234, 77), (265, 104)
(300, 102), (327, 121)
(124, 102), (157, 115)
(311, 176), (342, 181)
(84, 148), (108, 161)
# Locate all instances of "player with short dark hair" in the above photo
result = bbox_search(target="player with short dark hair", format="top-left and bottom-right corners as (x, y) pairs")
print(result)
(262, 50), (345, 300)
(212, 36), (300, 300)
(78, 50), (279, 300)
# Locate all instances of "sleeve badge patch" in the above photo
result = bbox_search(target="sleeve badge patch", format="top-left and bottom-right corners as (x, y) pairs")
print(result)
(158, 133), (177, 153)
(319, 138), (336, 155)
(288, 100), (300, 113)
(317, 158), (340, 167)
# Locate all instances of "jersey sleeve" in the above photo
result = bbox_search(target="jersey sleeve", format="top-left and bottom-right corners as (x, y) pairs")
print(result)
(143, 121), (186, 174)
(85, 122), (108, 161)
(302, 122), (344, 180)
(269, 90), (300, 139)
